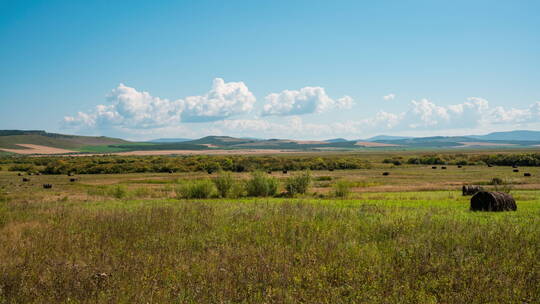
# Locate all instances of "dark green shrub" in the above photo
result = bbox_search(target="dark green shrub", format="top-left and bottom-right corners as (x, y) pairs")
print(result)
(285, 171), (312, 196)
(213, 172), (234, 198)
(246, 171), (278, 197)
(177, 180), (215, 199)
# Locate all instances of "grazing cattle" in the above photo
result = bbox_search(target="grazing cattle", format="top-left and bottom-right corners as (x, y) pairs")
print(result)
(432, 166), (437, 169)
(70, 178), (77, 182)
(441, 166), (447, 169)
(329, 168), (334, 172)
(457, 165), (462, 168)
(267, 170), (272, 174)
(470, 191), (516, 211)
(487, 164), (493, 167)
(513, 169), (519, 173)
(462, 185), (483, 196)
(282, 170), (288, 174)
(382, 172), (389, 176)
(22, 178), (30, 182)
(524, 173), (531, 177)
(17, 173), (22, 176)
(43, 184), (53, 189)
(207, 169), (214, 174)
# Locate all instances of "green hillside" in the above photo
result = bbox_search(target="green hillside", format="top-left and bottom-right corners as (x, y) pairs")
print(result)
(0, 130), (129, 150)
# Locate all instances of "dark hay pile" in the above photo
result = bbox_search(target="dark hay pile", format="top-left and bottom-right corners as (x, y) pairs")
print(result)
(470, 191), (516, 212)
(462, 185), (483, 196)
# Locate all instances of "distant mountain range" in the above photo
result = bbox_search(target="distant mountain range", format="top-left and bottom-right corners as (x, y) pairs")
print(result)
(468, 130), (540, 141)
(1, 129), (540, 155)
(364, 135), (414, 141)
(148, 138), (193, 143)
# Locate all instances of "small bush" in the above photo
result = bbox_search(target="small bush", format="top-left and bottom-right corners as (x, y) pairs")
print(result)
(177, 179), (216, 199)
(489, 177), (504, 185)
(492, 179), (514, 194)
(246, 171), (278, 197)
(213, 172), (234, 198)
(332, 180), (352, 198)
(285, 171), (312, 196)
(110, 185), (128, 199)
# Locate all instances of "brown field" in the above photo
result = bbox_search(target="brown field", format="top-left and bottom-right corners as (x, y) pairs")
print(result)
(457, 142), (516, 147)
(115, 149), (300, 156)
(0, 144), (76, 154)
(355, 141), (400, 147)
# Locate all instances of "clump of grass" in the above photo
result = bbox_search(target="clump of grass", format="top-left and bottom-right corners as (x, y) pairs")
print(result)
(245, 171), (278, 197)
(332, 180), (352, 198)
(489, 177), (504, 185)
(285, 171), (312, 196)
(110, 185), (128, 199)
(176, 179), (215, 199)
(491, 178), (514, 194)
(213, 172), (234, 198)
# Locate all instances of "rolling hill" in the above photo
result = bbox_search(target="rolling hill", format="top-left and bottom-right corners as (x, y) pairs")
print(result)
(0, 130), (129, 151)
(1, 129), (540, 155)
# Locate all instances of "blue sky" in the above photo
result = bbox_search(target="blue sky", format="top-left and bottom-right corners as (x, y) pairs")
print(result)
(1, 0), (539, 140)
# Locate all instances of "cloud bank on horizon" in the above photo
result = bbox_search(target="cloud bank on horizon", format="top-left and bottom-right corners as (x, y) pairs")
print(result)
(63, 78), (540, 140)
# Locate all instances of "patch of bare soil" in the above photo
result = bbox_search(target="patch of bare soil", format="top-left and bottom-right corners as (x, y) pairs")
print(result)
(457, 142), (516, 147)
(0, 144), (76, 155)
(355, 141), (400, 147)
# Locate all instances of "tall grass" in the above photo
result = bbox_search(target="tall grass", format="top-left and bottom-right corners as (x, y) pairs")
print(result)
(332, 180), (352, 198)
(0, 196), (538, 303)
(176, 179), (215, 199)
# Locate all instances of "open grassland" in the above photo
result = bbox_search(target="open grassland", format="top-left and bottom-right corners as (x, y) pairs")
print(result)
(0, 159), (539, 303)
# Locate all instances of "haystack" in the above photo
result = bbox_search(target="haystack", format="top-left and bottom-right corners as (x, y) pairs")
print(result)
(470, 191), (516, 211)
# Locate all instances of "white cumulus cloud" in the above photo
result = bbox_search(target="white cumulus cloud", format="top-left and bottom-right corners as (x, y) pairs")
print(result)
(383, 93), (396, 101)
(181, 78), (256, 122)
(63, 78), (255, 129)
(261, 86), (354, 116)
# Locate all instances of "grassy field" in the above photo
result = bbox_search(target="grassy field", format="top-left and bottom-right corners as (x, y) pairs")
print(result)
(1, 162), (539, 303)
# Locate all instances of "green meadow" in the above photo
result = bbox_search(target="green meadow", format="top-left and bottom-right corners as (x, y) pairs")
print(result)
(1, 159), (539, 303)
